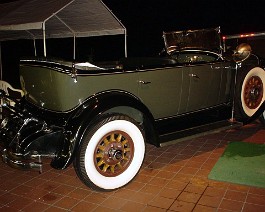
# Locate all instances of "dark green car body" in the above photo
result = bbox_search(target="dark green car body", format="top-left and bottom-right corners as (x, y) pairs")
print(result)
(1, 27), (265, 190)
(20, 56), (234, 117)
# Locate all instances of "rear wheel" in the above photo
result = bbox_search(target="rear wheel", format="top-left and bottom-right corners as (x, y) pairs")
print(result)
(74, 114), (145, 191)
(235, 67), (265, 122)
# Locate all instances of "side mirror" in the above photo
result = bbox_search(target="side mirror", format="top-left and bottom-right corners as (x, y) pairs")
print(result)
(233, 43), (252, 62)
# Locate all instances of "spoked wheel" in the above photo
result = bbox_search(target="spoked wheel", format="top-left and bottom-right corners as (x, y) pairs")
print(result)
(93, 130), (134, 177)
(242, 75), (263, 115)
(236, 67), (265, 121)
(74, 114), (145, 191)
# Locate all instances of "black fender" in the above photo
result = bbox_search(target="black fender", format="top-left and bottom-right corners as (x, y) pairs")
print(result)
(245, 101), (265, 124)
(51, 90), (158, 169)
(20, 128), (65, 154)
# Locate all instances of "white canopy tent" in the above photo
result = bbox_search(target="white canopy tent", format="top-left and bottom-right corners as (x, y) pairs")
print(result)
(0, 0), (127, 79)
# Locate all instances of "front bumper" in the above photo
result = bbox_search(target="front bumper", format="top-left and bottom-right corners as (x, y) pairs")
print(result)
(1, 148), (43, 172)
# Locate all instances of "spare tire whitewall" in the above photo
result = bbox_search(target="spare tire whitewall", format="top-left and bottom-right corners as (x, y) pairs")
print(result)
(74, 114), (145, 191)
(240, 67), (265, 117)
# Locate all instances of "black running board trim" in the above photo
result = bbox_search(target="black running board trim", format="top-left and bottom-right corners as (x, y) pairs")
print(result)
(159, 120), (243, 147)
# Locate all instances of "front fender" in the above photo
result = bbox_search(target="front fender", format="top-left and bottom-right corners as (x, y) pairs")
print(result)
(245, 101), (265, 124)
(51, 90), (158, 169)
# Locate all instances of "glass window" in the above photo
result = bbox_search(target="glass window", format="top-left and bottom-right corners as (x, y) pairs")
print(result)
(172, 51), (220, 64)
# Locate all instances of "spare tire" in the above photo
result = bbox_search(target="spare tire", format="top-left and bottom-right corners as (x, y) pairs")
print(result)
(235, 67), (265, 122)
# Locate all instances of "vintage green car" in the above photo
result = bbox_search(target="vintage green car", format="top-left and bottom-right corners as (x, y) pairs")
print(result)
(1, 27), (265, 191)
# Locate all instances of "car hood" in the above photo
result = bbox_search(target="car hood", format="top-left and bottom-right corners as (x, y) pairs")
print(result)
(163, 27), (222, 55)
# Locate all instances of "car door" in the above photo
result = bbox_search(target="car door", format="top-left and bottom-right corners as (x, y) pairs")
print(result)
(186, 63), (216, 111)
(137, 66), (187, 119)
(177, 51), (228, 112)
(217, 61), (235, 104)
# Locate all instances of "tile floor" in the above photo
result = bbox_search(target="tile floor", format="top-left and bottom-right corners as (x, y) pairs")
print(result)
(0, 121), (265, 211)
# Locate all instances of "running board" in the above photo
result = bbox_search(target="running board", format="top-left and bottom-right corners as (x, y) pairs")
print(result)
(159, 120), (243, 147)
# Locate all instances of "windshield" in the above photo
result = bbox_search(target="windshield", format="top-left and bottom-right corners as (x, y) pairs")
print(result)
(163, 27), (222, 54)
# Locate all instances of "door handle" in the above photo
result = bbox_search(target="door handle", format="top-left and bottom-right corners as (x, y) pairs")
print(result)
(138, 80), (151, 84)
(189, 73), (200, 79)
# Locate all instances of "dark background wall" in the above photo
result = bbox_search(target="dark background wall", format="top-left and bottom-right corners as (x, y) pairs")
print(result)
(1, 0), (265, 87)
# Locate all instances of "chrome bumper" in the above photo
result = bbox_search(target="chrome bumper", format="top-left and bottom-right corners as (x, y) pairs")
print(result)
(1, 147), (55, 173)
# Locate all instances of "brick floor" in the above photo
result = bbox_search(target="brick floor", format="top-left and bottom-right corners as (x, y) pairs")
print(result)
(0, 121), (265, 211)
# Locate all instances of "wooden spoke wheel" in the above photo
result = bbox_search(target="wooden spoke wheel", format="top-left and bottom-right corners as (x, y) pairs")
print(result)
(243, 76), (263, 110)
(239, 67), (265, 119)
(94, 130), (134, 177)
(74, 114), (145, 191)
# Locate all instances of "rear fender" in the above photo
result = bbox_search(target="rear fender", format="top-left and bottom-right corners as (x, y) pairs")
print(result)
(51, 90), (158, 169)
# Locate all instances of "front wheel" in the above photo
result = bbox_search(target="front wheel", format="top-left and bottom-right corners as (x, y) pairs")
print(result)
(235, 67), (265, 122)
(74, 114), (145, 191)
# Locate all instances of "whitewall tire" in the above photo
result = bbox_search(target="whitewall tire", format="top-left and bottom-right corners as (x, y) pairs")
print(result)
(238, 67), (265, 119)
(74, 114), (145, 191)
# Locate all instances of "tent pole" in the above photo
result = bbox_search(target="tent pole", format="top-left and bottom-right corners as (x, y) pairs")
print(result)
(73, 35), (76, 60)
(33, 38), (37, 56)
(125, 31), (127, 58)
(42, 23), (46, 57)
(53, 15), (76, 60)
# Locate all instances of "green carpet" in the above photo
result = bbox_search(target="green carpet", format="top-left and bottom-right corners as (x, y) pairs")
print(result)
(208, 141), (265, 188)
